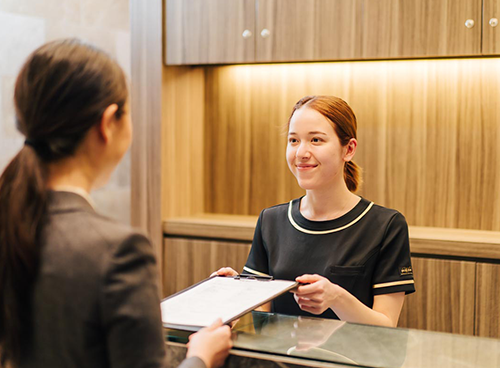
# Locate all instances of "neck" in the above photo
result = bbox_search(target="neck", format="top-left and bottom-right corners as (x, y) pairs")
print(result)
(301, 182), (360, 221)
(46, 155), (97, 193)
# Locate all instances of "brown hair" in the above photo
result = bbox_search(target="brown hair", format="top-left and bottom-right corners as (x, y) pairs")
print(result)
(0, 39), (127, 366)
(288, 95), (362, 192)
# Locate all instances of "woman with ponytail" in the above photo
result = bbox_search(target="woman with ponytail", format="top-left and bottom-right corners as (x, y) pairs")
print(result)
(0, 39), (231, 368)
(215, 96), (415, 327)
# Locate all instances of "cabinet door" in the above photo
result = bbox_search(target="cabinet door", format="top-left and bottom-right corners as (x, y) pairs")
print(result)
(361, 0), (481, 58)
(398, 258), (476, 335)
(256, 0), (362, 62)
(475, 263), (500, 338)
(163, 237), (251, 296)
(483, 0), (500, 54)
(165, 0), (255, 65)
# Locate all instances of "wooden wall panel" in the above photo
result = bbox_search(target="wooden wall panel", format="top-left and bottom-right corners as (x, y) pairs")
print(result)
(161, 66), (205, 218)
(131, 0), (163, 283)
(202, 59), (500, 231)
(163, 237), (251, 297)
(398, 258), (476, 335)
(475, 263), (500, 338)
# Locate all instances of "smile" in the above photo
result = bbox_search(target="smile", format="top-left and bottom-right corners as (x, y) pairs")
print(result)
(296, 164), (318, 170)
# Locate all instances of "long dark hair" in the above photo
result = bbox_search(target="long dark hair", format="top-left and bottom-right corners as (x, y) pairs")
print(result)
(0, 39), (127, 366)
(288, 95), (362, 192)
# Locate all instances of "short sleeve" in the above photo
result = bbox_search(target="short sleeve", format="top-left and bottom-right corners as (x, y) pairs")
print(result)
(372, 213), (415, 296)
(243, 210), (271, 277)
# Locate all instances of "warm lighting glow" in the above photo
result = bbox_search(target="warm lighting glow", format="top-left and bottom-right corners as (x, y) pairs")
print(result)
(219, 58), (500, 102)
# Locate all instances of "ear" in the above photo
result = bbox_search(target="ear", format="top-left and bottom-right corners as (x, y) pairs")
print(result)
(343, 138), (357, 162)
(98, 104), (119, 144)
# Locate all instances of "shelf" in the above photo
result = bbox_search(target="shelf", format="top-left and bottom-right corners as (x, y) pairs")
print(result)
(163, 215), (500, 260)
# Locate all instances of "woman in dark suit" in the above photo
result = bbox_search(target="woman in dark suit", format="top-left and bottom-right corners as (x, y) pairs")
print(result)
(0, 39), (231, 368)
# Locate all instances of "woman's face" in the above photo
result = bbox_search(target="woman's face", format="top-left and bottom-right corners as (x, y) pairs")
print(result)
(286, 107), (347, 191)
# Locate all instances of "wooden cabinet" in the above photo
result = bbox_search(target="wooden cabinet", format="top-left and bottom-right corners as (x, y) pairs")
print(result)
(165, 0), (255, 64)
(483, 0), (500, 54)
(475, 263), (500, 337)
(398, 258), (476, 335)
(165, 0), (495, 65)
(361, 0), (481, 58)
(163, 237), (251, 296)
(255, 0), (362, 62)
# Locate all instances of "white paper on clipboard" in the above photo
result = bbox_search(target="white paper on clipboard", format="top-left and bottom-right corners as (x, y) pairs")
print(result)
(161, 276), (297, 331)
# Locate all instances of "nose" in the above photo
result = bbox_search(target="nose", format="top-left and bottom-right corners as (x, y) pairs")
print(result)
(296, 142), (310, 160)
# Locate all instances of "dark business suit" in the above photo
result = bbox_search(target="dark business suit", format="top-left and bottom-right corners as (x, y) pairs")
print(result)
(20, 191), (204, 368)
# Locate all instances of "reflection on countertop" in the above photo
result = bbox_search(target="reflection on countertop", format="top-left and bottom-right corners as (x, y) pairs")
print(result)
(166, 311), (500, 368)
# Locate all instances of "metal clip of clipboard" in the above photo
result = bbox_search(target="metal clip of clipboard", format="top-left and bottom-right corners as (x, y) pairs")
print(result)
(235, 273), (274, 281)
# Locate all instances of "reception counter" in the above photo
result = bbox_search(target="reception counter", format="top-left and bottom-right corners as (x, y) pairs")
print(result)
(164, 312), (500, 368)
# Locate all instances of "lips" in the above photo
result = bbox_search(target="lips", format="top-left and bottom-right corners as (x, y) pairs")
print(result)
(296, 164), (318, 170)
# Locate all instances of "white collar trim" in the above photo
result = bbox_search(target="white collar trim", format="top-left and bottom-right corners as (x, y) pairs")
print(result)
(287, 200), (374, 235)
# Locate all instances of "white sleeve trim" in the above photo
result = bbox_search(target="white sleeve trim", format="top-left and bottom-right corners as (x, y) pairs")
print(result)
(373, 280), (415, 289)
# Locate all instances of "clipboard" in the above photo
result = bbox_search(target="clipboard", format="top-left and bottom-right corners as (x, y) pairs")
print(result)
(160, 275), (298, 331)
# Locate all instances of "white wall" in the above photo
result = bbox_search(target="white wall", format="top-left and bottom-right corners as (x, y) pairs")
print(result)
(0, 0), (131, 224)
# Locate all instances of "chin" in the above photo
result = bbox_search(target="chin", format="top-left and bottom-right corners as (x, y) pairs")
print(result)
(296, 180), (319, 191)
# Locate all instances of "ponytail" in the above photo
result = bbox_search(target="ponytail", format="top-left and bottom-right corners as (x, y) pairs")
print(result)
(344, 160), (362, 193)
(0, 146), (47, 366)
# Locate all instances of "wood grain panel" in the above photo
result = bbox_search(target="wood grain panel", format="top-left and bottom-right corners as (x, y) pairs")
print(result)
(163, 237), (251, 296)
(164, 214), (257, 241)
(398, 258), (476, 335)
(165, 0), (255, 65)
(361, 0), (481, 58)
(256, 0), (362, 62)
(483, 0), (500, 55)
(475, 263), (500, 338)
(161, 66), (205, 219)
(130, 0), (163, 282)
(202, 59), (500, 231)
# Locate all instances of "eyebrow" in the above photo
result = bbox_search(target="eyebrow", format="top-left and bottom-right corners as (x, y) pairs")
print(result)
(288, 131), (328, 135)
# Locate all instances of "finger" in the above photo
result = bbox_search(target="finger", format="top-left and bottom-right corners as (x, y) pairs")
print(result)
(297, 299), (320, 309)
(296, 283), (321, 295)
(297, 296), (322, 304)
(216, 267), (238, 276)
(296, 274), (323, 283)
(299, 304), (322, 315)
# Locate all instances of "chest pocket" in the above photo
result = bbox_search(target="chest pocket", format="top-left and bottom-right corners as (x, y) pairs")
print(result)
(328, 265), (365, 292)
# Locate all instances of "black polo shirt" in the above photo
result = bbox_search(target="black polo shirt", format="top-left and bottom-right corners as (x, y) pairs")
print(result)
(243, 197), (415, 319)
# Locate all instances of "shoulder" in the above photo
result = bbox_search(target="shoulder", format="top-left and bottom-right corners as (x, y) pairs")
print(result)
(44, 205), (154, 276)
(366, 202), (408, 228)
(260, 200), (293, 220)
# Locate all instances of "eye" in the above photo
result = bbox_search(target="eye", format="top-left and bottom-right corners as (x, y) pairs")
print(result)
(311, 137), (323, 143)
(288, 137), (298, 144)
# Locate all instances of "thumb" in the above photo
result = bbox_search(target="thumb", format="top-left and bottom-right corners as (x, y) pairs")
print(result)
(207, 318), (224, 330)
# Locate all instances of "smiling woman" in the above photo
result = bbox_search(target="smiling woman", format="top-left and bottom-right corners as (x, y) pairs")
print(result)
(215, 96), (415, 328)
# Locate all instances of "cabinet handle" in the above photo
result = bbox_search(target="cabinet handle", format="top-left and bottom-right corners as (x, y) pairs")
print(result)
(260, 29), (271, 38)
(464, 19), (475, 29)
(242, 30), (252, 39)
(490, 18), (499, 28)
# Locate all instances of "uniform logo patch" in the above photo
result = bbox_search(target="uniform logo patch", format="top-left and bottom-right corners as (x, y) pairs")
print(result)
(399, 266), (413, 276)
